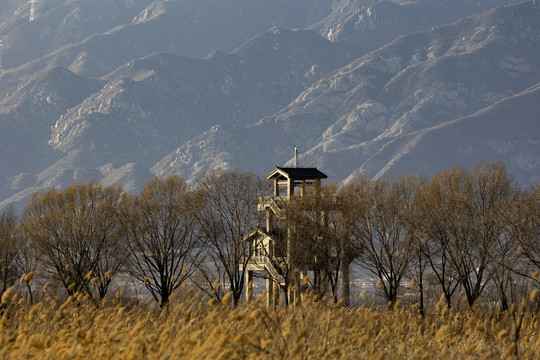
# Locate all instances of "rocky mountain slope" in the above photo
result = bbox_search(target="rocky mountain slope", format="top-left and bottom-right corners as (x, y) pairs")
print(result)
(0, 67), (103, 190)
(48, 27), (349, 167)
(0, 0), (332, 80)
(0, 26), (349, 209)
(1, 0), (537, 210)
(314, 0), (519, 58)
(346, 82), (540, 185)
(153, 1), (540, 185)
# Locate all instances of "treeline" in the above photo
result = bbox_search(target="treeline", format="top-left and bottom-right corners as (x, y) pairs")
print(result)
(1, 170), (267, 307)
(0, 161), (538, 311)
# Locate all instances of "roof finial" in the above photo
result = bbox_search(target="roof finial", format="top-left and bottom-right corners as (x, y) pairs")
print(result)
(294, 145), (298, 168)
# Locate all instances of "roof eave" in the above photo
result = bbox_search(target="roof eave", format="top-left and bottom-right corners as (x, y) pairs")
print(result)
(266, 167), (289, 180)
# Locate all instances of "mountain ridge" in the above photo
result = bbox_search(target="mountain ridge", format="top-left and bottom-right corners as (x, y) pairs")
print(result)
(153, 1), (540, 185)
(1, 0), (538, 211)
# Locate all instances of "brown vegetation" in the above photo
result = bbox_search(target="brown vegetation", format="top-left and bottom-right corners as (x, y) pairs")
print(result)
(0, 161), (539, 358)
(1, 288), (540, 359)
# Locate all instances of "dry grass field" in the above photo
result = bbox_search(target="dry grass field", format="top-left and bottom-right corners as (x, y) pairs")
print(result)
(1, 286), (540, 360)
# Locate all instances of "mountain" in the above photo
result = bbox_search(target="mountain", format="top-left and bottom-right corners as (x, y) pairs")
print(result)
(1, 0), (538, 211)
(313, 0), (520, 58)
(1, 0), (519, 80)
(0, 27), (349, 209)
(0, 67), (103, 190)
(153, 1), (540, 187)
(48, 28), (348, 167)
(0, 0), (153, 70)
(0, 0), (333, 80)
(346, 82), (540, 185)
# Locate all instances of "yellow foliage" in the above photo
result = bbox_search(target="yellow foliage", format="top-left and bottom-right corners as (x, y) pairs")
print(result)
(221, 292), (232, 306)
(1, 286), (15, 304)
(0, 291), (539, 359)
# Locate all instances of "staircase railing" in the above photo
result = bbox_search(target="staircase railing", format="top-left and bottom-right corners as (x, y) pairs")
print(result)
(258, 196), (287, 220)
(262, 256), (285, 286)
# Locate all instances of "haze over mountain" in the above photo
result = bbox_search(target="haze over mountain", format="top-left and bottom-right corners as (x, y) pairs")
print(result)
(348, 82), (540, 185)
(48, 27), (349, 169)
(0, 0), (331, 80)
(0, 0), (538, 210)
(313, 0), (519, 58)
(152, 1), (540, 184)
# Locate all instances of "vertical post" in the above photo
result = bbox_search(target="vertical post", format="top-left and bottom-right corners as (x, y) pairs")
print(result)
(341, 257), (350, 306)
(246, 270), (253, 302)
(287, 177), (294, 198)
(300, 270), (308, 303)
(288, 270), (300, 306)
(273, 281), (280, 307)
(266, 274), (274, 308)
(314, 268), (319, 295)
(274, 178), (279, 198)
(288, 284), (295, 306)
(266, 209), (273, 233)
(295, 275), (301, 306)
(314, 178), (321, 196)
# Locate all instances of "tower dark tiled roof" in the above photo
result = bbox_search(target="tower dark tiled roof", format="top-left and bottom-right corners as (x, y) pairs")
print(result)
(266, 167), (327, 180)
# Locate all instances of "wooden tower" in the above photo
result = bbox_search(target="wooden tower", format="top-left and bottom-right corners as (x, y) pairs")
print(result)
(243, 164), (328, 306)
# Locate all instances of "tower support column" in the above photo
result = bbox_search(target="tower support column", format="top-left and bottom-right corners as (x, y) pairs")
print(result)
(246, 270), (253, 302)
(266, 273), (274, 308)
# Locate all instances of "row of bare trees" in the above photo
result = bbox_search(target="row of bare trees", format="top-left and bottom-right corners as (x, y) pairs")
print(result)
(0, 161), (538, 310)
(0, 170), (266, 307)
(279, 161), (539, 311)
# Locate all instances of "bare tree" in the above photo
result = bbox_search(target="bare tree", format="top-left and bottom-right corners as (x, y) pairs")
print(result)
(0, 206), (21, 295)
(504, 184), (540, 293)
(118, 175), (201, 307)
(415, 168), (466, 308)
(409, 232), (429, 314)
(285, 183), (349, 302)
(193, 169), (266, 306)
(400, 177), (428, 314)
(348, 175), (421, 307)
(22, 182), (125, 302)
(459, 161), (514, 307)
(489, 211), (520, 311)
(418, 162), (515, 308)
(15, 230), (39, 304)
(335, 181), (370, 306)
